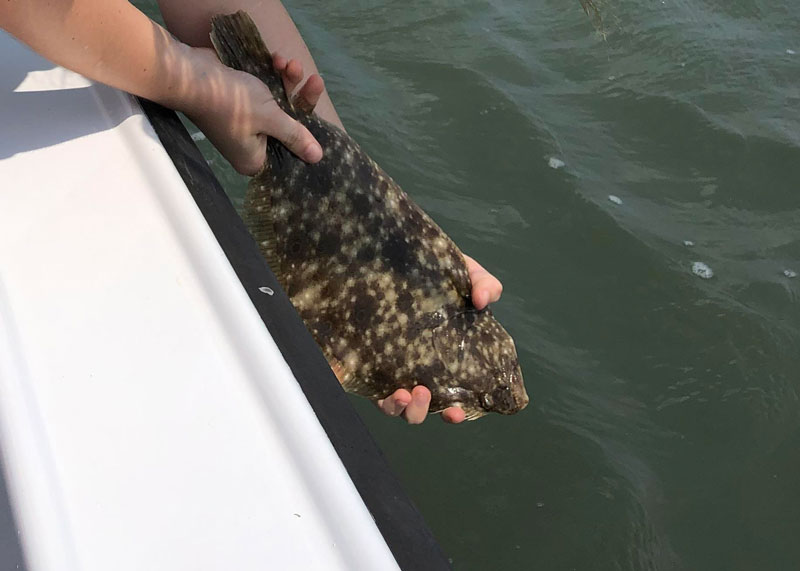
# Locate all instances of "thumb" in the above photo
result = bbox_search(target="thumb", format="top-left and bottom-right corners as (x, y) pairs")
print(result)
(266, 113), (323, 163)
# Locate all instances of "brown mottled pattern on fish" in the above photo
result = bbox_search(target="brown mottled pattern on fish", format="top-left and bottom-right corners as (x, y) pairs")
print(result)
(211, 11), (528, 419)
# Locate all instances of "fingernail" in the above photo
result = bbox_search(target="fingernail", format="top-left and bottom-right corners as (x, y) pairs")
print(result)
(304, 143), (322, 162)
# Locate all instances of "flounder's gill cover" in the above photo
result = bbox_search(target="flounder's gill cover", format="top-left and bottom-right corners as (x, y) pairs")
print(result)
(210, 11), (528, 420)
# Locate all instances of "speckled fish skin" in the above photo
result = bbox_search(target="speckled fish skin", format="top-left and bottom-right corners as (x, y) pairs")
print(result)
(211, 12), (528, 419)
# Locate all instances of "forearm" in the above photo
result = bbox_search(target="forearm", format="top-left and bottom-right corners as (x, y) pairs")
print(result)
(156, 0), (343, 129)
(0, 0), (214, 115)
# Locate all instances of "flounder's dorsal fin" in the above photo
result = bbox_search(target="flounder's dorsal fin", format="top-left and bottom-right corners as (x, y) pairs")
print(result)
(243, 177), (282, 278)
(328, 354), (365, 394)
(210, 11), (295, 117)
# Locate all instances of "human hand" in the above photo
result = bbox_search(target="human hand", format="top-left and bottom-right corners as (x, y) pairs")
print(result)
(183, 48), (324, 175)
(377, 254), (503, 424)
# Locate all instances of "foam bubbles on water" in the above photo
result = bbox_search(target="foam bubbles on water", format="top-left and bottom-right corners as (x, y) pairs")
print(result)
(784, 269), (797, 279)
(548, 157), (565, 169)
(683, 240), (695, 247)
(191, 131), (207, 142)
(608, 195), (623, 205)
(787, 49), (796, 55)
(692, 262), (714, 279)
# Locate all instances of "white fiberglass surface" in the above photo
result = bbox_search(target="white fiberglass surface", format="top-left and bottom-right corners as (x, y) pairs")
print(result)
(0, 32), (398, 571)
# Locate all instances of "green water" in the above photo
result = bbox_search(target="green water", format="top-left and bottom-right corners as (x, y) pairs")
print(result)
(141, 1), (800, 568)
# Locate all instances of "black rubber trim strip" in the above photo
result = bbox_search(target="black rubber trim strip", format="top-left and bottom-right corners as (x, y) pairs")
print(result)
(137, 98), (452, 571)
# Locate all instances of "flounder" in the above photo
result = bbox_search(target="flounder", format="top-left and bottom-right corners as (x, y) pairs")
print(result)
(210, 11), (528, 420)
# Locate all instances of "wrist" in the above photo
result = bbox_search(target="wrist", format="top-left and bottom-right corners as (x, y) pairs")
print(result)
(147, 36), (223, 117)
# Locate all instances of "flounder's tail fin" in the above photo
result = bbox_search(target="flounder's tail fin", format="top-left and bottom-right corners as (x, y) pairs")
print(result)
(210, 11), (294, 117)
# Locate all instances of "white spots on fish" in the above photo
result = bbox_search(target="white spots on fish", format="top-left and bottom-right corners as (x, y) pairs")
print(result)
(344, 351), (360, 370)
(608, 194), (623, 205)
(692, 261), (714, 279)
(294, 283), (323, 310)
(384, 288), (398, 304)
(432, 237), (448, 254)
(548, 157), (565, 169)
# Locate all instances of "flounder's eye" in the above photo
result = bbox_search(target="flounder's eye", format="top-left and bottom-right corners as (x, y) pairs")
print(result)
(481, 393), (494, 410)
(432, 309), (484, 375)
